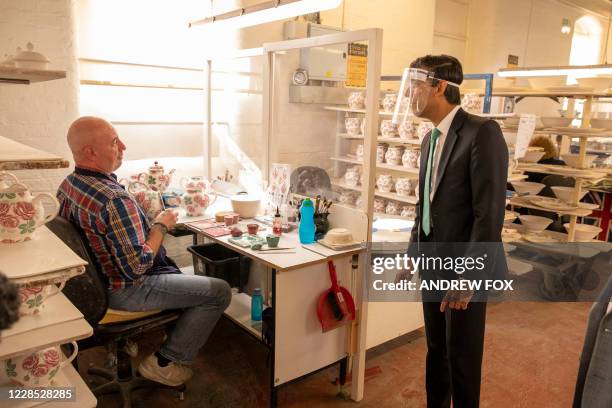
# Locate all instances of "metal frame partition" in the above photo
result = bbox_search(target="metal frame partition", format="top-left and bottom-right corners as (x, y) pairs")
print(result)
(262, 28), (383, 402)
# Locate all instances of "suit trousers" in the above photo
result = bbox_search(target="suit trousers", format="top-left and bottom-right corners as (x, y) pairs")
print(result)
(422, 299), (487, 408)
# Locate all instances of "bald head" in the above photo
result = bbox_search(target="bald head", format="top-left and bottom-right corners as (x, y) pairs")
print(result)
(67, 116), (126, 174)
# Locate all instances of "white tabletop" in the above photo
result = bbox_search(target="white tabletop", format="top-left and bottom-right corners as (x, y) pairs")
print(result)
(0, 226), (87, 284)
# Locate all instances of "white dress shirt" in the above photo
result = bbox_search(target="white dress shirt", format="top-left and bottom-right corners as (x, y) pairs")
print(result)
(430, 105), (461, 201)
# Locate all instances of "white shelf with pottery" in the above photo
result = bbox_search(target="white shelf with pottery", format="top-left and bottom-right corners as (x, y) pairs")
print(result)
(0, 135), (69, 170)
(374, 190), (417, 205)
(0, 226), (87, 285)
(330, 156), (363, 165)
(224, 292), (262, 340)
(331, 179), (362, 192)
(507, 173), (528, 182)
(0, 66), (66, 85)
(324, 105), (404, 117)
(337, 133), (365, 140)
(4, 354), (96, 408)
(377, 136), (421, 146)
(38, 356), (97, 408)
(508, 196), (595, 217)
(516, 163), (608, 180)
(374, 212), (415, 222)
(376, 162), (419, 176)
(0, 316), (92, 360)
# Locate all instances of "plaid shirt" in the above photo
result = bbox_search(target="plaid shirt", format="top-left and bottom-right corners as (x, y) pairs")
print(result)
(57, 167), (155, 290)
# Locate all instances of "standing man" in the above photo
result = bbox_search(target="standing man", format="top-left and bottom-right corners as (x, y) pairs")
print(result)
(399, 55), (508, 407)
(57, 116), (232, 387)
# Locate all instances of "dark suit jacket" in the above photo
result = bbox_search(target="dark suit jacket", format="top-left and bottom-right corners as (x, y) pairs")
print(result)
(409, 108), (508, 280)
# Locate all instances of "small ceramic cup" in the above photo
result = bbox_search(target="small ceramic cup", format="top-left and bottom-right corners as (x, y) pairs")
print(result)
(385, 146), (404, 166)
(345, 117), (362, 136)
(386, 201), (401, 215)
(401, 206), (416, 218)
(382, 93), (398, 112)
(266, 234), (280, 248)
(247, 223), (259, 235)
(374, 198), (387, 213)
(344, 166), (361, 187)
(380, 120), (398, 138)
(348, 92), (365, 110)
(224, 214), (235, 226)
(376, 144), (388, 164)
(399, 120), (417, 139)
(376, 174), (394, 193)
(1, 341), (78, 387)
(18, 280), (66, 316)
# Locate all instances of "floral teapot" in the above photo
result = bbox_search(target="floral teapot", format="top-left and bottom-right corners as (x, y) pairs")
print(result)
(138, 161), (175, 192)
(121, 180), (164, 222)
(179, 186), (217, 217)
(0, 183), (59, 243)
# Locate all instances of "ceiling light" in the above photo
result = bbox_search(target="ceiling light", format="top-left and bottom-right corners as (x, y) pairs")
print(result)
(561, 18), (571, 34)
(189, 0), (342, 31)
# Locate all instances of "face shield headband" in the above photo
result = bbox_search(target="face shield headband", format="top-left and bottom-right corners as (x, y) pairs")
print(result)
(392, 68), (460, 124)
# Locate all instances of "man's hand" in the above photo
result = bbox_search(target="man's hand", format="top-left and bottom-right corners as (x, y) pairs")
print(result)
(440, 289), (474, 312)
(154, 210), (178, 230)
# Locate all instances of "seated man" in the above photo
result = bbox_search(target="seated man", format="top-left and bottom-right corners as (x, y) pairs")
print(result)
(57, 116), (231, 387)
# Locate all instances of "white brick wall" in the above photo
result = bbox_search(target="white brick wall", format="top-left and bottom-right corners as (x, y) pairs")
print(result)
(0, 0), (79, 194)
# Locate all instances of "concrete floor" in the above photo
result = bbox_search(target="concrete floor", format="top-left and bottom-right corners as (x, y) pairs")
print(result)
(80, 301), (590, 408)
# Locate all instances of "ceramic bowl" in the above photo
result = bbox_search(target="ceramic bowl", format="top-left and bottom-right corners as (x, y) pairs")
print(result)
(519, 215), (553, 233)
(563, 223), (602, 241)
(324, 228), (354, 245)
(551, 186), (588, 203)
(527, 76), (567, 89)
(512, 181), (545, 196)
(561, 153), (598, 168)
(576, 77), (612, 91)
(540, 117), (574, 128)
(519, 150), (546, 163)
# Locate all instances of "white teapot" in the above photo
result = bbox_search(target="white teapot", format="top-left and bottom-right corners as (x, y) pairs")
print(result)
(0, 183), (59, 243)
(138, 161), (175, 192)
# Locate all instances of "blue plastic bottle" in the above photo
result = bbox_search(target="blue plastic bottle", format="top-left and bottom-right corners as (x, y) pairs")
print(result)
(251, 288), (263, 321)
(298, 198), (316, 244)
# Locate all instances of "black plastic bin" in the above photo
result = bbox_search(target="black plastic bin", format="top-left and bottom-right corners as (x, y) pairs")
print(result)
(187, 243), (250, 292)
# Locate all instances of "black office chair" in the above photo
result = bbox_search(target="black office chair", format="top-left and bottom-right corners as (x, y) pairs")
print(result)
(47, 216), (185, 408)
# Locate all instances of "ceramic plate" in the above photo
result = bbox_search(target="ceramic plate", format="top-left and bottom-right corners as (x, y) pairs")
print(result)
(522, 233), (561, 243)
(525, 196), (577, 211)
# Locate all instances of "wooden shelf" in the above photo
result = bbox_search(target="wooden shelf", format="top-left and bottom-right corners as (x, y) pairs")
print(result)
(225, 293), (262, 340)
(337, 133), (364, 140)
(0, 318), (92, 360)
(374, 212), (415, 221)
(331, 180), (362, 192)
(0, 226), (87, 285)
(378, 137), (421, 146)
(0, 67), (66, 85)
(375, 190), (418, 204)
(324, 106), (398, 116)
(0, 136), (69, 170)
(469, 90), (612, 98)
(330, 156), (362, 165)
(376, 162), (419, 176)
(516, 163), (608, 180)
(508, 173), (528, 182)
(509, 196), (594, 216)
(2, 292), (84, 340)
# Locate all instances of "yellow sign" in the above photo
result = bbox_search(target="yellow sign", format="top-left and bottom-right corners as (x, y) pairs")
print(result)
(346, 43), (367, 88)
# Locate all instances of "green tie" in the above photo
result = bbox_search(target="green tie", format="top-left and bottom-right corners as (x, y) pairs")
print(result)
(422, 128), (441, 236)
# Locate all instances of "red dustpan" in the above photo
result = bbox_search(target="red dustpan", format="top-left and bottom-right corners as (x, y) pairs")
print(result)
(317, 260), (356, 332)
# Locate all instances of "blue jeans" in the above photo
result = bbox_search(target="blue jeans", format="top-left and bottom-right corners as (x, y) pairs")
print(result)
(108, 273), (232, 364)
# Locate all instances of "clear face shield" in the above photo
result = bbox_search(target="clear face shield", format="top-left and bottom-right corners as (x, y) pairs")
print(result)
(391, 68), (460, 125)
